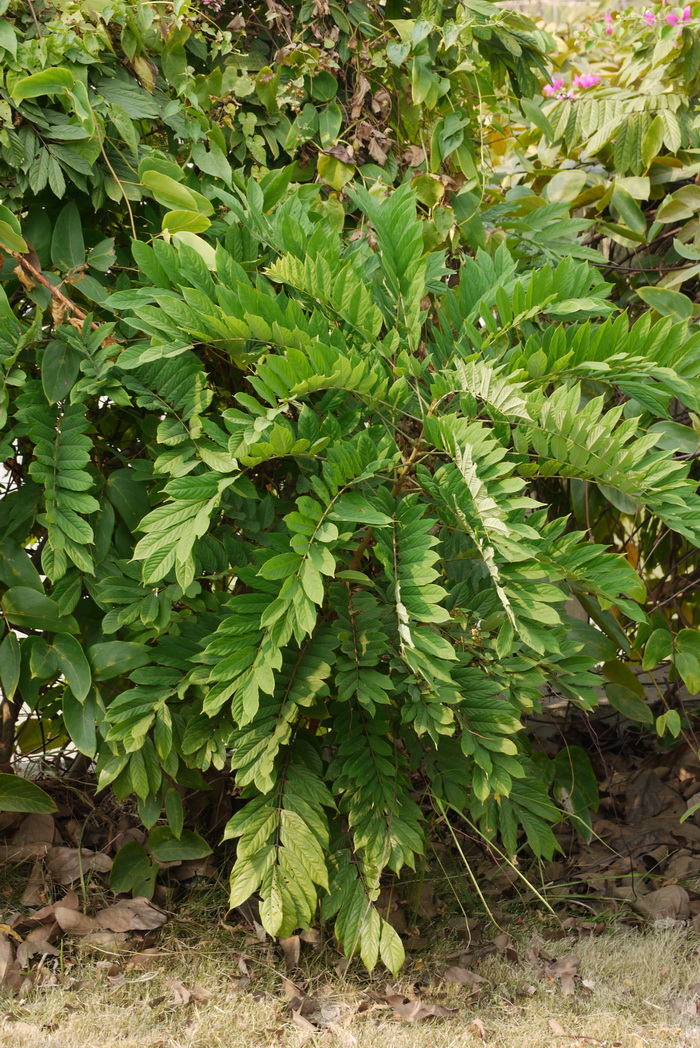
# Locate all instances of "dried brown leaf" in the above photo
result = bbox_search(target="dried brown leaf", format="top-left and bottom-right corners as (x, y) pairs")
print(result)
(469, 1017), (487, 1039)
(0, 935), (22, 993)
(279, 934), (300, 969)
(367, 136), (388, 166)
(380, 991), (458, 1021)
(24, 924), (60, 945)
(635, 884), (690, 921)
(19, 864), (45, 908)
(11, 813), (55, 846)
(291, 1008), (317, 1040)
(443, 966), (487, 988)
(626, 771), (668, 825)
(549, 1018), (567, 1035)
(95, 897), (167, 932)
(45, 846), (112, 885)
(0, 842), (49, 863)
(546, 953), (580, 996)
(280, 974), (305, 1011)
(16, 939), (60, 967)
(81, 930), (128, 948)
(166, 979), (211, 1006)
(54, 906), (99, 936)
(350, 74), (370, 118)
(126, 947), (161, 969)
(325, 144), (354, 164)
(403, 145), (426, 168)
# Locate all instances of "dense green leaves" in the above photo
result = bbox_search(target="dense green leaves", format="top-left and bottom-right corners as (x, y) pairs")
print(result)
(2, 0), (700, 973)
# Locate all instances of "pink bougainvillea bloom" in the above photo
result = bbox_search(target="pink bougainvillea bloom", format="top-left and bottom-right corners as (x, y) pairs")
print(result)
(643, 9), (655, 23)
(573, 73), (600, 89)
(667, 10), (680, 22)
(683, 5), (692, 19)
(543, 76), (565, 96)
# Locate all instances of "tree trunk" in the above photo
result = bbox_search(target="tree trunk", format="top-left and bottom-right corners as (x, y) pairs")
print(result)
(0, 690), (19, 773)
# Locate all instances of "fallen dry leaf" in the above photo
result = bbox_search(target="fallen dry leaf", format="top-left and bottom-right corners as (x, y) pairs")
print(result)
(126, 947), (161, 969)
(469, 1017), (487, 1039)
(166, 979), (212, 1006)
(53, 906), (99, 936)
(279, 934), (300, 969)
(404, 936), (429, 951)
(16, 939), (60, 967)
(11, 813), (55, 847)
(95, 897), (167, 932)
(549, 1018), (567, 1035)
(634, 884), (690, 922)
(380, 990), (458, 1022)
(19, 864), (45, 907)
(0, 842), (50, 862)
(546, 953), (580, 996)
(170, 859), (216, 882)
(280, 974), (305, 1009)
(443, 966), (487, 989)
(0, 935), (22, 993)
(81, 930), (128, 948)
(492, 932), (519, 960)
(291, 1008), (317, 1042)
(45, 846), (112, 885)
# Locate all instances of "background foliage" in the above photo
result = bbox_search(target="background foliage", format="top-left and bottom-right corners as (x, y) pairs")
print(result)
(2, 0), (700, 972)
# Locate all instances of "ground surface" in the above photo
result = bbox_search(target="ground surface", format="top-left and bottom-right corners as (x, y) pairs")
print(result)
(1, 912), (700, 1048)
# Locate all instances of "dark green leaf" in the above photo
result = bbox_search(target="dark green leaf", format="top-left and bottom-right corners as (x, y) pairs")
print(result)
(110, 840), (156, 896)
(41, 340), (80, 403)
(148, 826), (212, 862)
(88, 641), (152, 680)
(51, 202), (85, 272)
(53, 633), (91, 701)
(62, 687), (97, 756)
(0, 773), (57, 813)
(2, 588), (77, 634)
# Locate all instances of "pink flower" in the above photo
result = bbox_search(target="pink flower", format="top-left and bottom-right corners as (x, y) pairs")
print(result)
(543, 76), (565, 97)
(667, 10), (680, 22)
(573, 73), (600, 89)
(683, 4), (692, 19)
(605, 25), (614, 33)
(643, 9), (655, 23)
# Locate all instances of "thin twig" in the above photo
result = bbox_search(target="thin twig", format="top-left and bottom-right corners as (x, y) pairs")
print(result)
(12, 254), (100, 331)
(27, 0), (42, 36)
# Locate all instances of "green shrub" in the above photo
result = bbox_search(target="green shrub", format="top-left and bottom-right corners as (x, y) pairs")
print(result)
(2, 0), (700, 972)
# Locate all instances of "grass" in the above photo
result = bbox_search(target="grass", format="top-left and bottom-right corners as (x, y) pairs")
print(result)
(2, 880), (700, 1048)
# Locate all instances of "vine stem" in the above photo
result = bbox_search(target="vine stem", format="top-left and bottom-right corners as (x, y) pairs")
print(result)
(12, 254), (100, 331)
